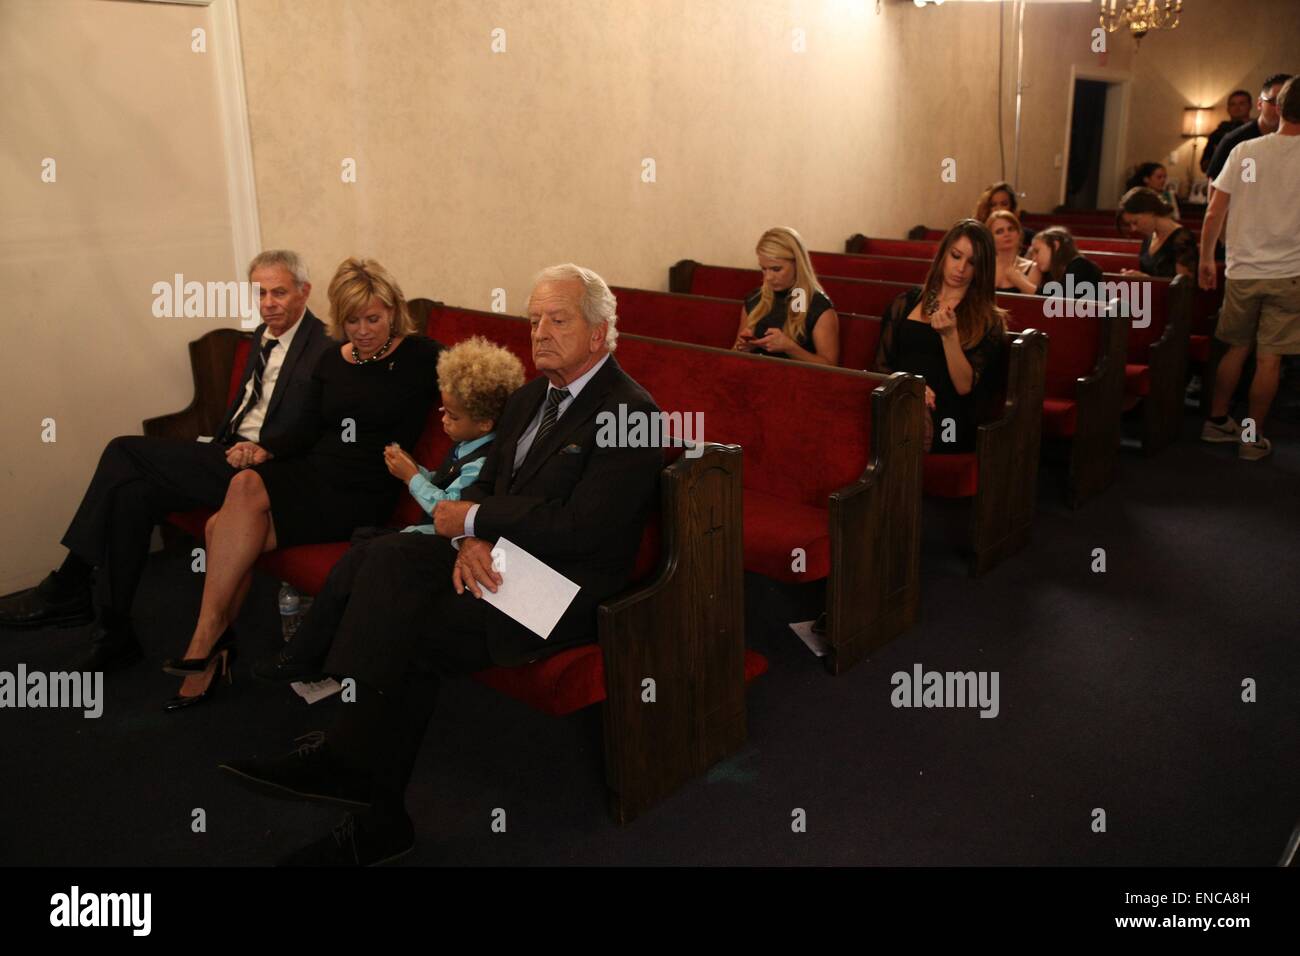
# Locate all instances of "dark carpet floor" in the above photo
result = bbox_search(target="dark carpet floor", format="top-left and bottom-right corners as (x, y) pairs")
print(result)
(2, 410), (1297, 866)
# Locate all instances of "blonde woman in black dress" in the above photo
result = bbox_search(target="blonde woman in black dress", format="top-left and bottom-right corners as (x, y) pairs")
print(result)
(161, 258), (442, 710)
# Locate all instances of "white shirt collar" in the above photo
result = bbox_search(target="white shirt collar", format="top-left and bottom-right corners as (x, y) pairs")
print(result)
(550, 352), (610, 401)
(263, 309), (306, 350)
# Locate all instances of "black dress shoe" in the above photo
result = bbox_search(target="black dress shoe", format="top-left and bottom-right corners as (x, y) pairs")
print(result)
(218, 732), (374, 809)
(69, 623), (144, 672)
(252, 647), (327, 684)
(277, 812), (415, 867)
(0, 572), (93, 630)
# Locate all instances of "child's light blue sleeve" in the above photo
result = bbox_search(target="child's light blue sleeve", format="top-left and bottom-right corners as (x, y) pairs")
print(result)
(405, 457), (487, 518)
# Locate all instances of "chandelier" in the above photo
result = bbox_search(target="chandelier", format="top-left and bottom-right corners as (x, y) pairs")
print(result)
(1099, 0), (1183, 43)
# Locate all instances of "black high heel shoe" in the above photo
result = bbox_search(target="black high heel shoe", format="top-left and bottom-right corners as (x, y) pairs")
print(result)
(162, 628), (236, 677)
(163, 646), (237, 713)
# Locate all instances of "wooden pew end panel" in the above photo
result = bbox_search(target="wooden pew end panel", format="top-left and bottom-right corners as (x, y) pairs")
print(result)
(142, 328), (252, 441)
(970, 329), (1048, 575)
(597, 443), (746, 823)
(824, 372), (924, 675)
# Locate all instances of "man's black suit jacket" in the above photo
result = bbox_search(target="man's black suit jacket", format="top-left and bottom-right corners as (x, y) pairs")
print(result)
(213, 310), (333, 446)
(462, 354), (662, 666)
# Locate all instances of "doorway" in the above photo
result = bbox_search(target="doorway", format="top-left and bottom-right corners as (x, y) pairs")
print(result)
(1061, 71), (1130, 210)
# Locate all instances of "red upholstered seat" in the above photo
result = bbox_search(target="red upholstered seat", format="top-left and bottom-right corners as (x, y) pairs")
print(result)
(923, 453), (978, 498)
(1125, 363), (1151, 397)
(258, 542), (350, 596)
(742, 490), (831, 582)
(1188, 334), (1210, 363)
(472, 645), (770, 717)
(1041, 398), (1078, 438)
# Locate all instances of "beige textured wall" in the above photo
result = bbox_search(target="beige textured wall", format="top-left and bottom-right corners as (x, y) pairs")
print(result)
(0, 0), (237, 592)
(1122, 0), (1300, 198)
(238, 0), (904, 317)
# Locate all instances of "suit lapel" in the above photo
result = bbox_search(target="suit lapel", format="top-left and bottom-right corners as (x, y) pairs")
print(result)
(509, 357), (620, 491)
(495, 377), (549, 494)
(263, 309), (318, 425)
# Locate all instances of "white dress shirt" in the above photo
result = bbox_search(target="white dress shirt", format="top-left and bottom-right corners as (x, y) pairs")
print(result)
(232, 312), (305, 444)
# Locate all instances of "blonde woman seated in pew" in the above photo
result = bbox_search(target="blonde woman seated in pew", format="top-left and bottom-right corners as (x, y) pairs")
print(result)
(160, 258), (442, 711)
(733, 226), (840, 366)
(987, 209), (1041, 294)
(254, 336), (526, 683)
(1116, 187), (1198, 280)
(874, 219), (1007, 454)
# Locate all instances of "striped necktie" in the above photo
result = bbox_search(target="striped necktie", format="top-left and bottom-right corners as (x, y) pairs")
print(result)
(224, 337), (279, 442)
(517, 386), (569, 475)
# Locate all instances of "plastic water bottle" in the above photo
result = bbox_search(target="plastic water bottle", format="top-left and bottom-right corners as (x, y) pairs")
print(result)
(278, 583), (301, 641)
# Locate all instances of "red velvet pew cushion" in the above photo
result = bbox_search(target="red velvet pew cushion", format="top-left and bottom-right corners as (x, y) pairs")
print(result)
(471, 645), (769, 717)
(742, 490), (831, 582)
(1125, 363), (1151, 397)
(923, 453), (979, 498)
(1188, 334), (1210, 363)
(228, 338), (252, 406)
(1041, 398), (1079, 438)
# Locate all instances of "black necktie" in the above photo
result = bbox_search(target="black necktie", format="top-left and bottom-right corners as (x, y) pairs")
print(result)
(225, 338), (279, 442)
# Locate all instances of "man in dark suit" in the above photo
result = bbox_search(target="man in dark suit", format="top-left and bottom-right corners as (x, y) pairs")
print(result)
(0, 250), (332, 671)
(219, 264), (663, 865)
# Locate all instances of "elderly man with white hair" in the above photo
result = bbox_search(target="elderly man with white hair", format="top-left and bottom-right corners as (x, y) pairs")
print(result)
(219, 264), (663, 865)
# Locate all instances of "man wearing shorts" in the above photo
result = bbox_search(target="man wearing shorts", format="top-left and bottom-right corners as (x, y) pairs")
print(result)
(1199, 77), (1300, 461)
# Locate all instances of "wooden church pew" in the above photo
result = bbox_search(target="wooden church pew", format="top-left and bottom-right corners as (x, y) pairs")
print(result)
(611, 286), (1047, 573)
(145, 321), (760, 824)
(425, 302), (925, 675)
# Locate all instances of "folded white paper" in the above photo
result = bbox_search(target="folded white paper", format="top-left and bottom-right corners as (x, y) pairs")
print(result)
(480, 537), (581, 640)
(789, 620), (830, 658)
(291, 678), (341, 704)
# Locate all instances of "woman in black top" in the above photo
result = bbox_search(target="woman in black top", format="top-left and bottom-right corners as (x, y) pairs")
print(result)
(1030, 226), (1104, 296)
(733, 226), (840, 365)
(875, 219), (1007, 454)
(1116, 187), (1198, 279)
(162, 257), (441, 710)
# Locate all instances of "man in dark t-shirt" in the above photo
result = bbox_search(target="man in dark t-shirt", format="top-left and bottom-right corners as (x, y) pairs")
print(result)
(1200, 89), (1253, 174)
(1206, 74), (1290, 184)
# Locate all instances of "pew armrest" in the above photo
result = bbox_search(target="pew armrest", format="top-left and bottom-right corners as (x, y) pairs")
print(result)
(142, 329), (252, 440)
(598, 443), (746, 823)
(825, 372), (924, 673)
(970, 330), (1048, 573)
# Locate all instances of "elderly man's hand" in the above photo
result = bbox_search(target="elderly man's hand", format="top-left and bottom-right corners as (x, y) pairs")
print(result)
(225, 441), (269, 469)
(433, 499), (474, 538)
(453, 537), (502, 598)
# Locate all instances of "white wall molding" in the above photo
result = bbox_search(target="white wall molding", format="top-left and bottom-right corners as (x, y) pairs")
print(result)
(209, 0), (262, 276)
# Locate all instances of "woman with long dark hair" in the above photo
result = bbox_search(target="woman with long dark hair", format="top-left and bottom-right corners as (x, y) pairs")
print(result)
(1116, 187), (1198, 279)
(874, 219), (1007, 454)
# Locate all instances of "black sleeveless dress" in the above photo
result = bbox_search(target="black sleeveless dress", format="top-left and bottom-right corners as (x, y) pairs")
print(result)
(875, 288), (1003, 454)
(742, 286), (834, 358)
